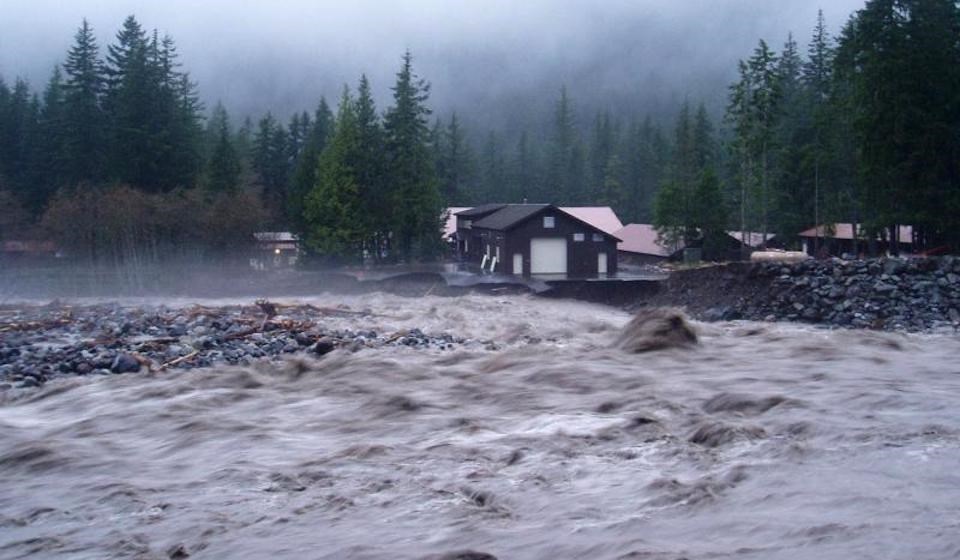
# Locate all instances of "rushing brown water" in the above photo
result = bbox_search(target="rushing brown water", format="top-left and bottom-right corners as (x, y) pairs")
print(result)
(1, 293), (959, 559)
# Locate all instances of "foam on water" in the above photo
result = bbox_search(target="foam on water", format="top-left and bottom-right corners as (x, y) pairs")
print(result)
(1, 293), (960, 559)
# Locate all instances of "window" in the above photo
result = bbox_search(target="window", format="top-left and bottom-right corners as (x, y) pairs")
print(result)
(573, 233), (585, 242)
(592, 233), (604, 242)
(463, 219), (472, 229)
(543, 216), (555, 228)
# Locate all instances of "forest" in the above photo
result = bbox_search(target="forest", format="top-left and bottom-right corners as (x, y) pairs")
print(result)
(1, 0), (959, 265)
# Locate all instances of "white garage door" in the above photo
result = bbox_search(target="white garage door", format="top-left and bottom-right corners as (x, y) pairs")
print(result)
(530, 238), (567, 274)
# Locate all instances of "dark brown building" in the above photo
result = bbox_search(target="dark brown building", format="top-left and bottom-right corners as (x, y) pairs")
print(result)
(454, 204), (620, 278)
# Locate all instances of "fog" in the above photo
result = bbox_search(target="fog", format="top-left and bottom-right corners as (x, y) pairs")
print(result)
(0, 0), (865, 130)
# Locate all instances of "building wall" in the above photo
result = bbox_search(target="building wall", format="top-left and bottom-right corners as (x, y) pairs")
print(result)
(503, 210), (618, 277)
(457, 209), (619, 277)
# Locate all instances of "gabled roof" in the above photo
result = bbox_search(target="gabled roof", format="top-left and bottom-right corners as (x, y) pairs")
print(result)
(615, 224), (682, 257)
(560, 207), (624, 235)
(443, 207), (470, 239)
(455, 204), (507, 218)
(254, 232), (298, 242)
(727, 231), (776, 248)
(473, 204), (550, 230)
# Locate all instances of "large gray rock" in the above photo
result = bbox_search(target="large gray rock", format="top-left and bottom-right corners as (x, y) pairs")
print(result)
(110, 353), (141, 374)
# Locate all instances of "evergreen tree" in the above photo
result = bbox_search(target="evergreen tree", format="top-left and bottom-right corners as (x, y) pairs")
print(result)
(479, 130), (506, 203)
(205, 103), (240, 192)
(622, 116), (668, 223)
(353, 74), (387, 259)
(547, 86), (579, 204)
(770, 33), (811, 240)
(437, 112), (474, 204)
(304, 87), (365, 261)
(727, 39), (781, 251)
(253, 113), (290, 222)
(588, 111), (616, 201)
(103, 15), (154, 187)
(383, 51), (442, 260)
(289, 98), (333, 234)
(36, 66), (68, 209)
(802, 10), (837, 251)
(61, 18), (106, 184)
(834, 0), (960, 249)
(507, 130), (536, 203)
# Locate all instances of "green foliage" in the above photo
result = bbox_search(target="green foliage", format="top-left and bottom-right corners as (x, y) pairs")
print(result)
(204, 104), (240, 192)
(436, 112), (476, 205)
(655, 102), (720, 245)
(834, 0), (960, 248)
(383, 51), (443, 261)
(289, 98), (333, 235)
(304, 88), (366, 261)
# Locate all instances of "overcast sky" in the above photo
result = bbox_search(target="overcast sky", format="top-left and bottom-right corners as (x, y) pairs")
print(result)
(0, 0), (865, 133)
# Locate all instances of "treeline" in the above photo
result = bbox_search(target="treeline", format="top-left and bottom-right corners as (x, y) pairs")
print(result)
(0, 16), (268, 262)
(2, 1), (959, 264)
(664, 2), (960, 252)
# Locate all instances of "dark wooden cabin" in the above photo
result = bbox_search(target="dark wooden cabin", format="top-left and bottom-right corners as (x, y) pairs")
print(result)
(454, 204), (620, 278)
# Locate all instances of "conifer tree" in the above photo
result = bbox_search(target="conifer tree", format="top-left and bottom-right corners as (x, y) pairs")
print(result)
(304, 87), (365, 261)
(479, 131), (505, 203)
(437, 112), (474, 204)
(383, 51), (442, 260)
(802, 10), (837, 251)
(353, 74), (387, 259)
(508, 130), (535, 203)
(289, 98), (333, 234)
(547, 86), (579, 204)
(61, 18), (106, 184)
(205, 104), (240, 192)
(834, 0), (960, 249)
(727, 39), (781, 251)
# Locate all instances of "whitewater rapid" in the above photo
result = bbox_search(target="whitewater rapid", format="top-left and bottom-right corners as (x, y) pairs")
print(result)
(1, 293), (959, 559)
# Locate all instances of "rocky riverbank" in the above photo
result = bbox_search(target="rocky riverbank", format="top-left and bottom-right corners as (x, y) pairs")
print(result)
(0, 300), (477, 390)
(646, 256), (960, 331)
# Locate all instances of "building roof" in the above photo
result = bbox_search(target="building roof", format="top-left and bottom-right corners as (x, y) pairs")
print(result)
(455, 204), (508, 218)
(472, 204), (551, 230)
(798, 223), (914, 241)
(443, 207), (470, 239)
(614, 224), (683, 257)
(1, 240), (57, 253)
(727, 231), (776, 248)
(254, 232), (299, 242)
(559, 207), (624, 235)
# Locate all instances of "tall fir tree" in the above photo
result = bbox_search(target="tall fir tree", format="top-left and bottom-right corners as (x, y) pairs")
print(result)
(383, 51), (442, 260)
(834, 0), (960, 249)
(353, 74), (388, 259)
(289, 98), (333, 235)
(205, 103), (240, 192)
(61, 18), (106, 184)
(304, 87), (365, 261)
(437, 112), (474, 205)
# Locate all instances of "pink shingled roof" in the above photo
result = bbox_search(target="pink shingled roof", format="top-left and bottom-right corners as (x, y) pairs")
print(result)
(444, 207), (470, 239)
(560, 207), (624, 235)
(614, 224), (682, 257)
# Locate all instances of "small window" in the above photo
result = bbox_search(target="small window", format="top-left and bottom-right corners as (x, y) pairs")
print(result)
(573, 233), (585, 242)
(543, 216), (555, 228)
(464, 219), (472, 229)
(592, 233), (604, 242)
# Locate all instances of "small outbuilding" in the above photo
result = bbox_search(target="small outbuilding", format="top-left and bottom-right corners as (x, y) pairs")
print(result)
(454, 204), (621, 278)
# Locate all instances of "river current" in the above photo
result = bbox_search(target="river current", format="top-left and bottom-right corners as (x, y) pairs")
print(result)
(1, 293), (959, 559)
